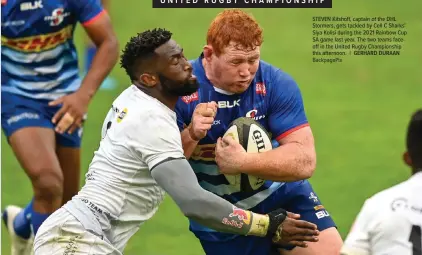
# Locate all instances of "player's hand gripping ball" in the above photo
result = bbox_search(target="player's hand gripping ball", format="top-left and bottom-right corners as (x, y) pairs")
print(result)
(216, 117), (273, 192)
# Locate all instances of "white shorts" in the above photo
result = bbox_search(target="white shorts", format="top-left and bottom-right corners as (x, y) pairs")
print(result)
(34, 207), (122, 255)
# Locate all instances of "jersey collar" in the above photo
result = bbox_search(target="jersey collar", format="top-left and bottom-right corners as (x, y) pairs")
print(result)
(192, 53), (210, 85)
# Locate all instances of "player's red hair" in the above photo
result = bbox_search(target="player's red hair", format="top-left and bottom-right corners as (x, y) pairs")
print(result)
(206, 9), (263, 56)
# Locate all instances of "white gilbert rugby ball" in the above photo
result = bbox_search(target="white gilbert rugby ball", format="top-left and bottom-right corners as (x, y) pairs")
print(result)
(222, 117), (273, 192)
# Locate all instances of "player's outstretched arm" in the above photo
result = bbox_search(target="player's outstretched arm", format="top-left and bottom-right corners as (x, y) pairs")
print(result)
(150, 158), (319, 246)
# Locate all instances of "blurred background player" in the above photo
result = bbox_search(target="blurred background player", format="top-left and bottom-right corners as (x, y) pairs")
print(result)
(176, 9), (343, 255)
(83, 0), (117, 90)
(341, 109), (422, 255)
(1, 0), (119, 254)
(33, 28), (320, 255)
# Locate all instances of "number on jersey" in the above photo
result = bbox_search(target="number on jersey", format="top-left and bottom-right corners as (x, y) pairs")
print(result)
(409, 225), (422, 255)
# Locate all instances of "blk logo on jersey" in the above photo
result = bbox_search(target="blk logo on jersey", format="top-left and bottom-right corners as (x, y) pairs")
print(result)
(20, 0), (43, 11)
(218, 99), (240, 109)
(44, 8), (70, 26)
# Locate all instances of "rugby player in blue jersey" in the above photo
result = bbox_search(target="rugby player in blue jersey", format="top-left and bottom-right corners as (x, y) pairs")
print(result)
(176, 9), (343, 255)
(1, 0), (118, 254)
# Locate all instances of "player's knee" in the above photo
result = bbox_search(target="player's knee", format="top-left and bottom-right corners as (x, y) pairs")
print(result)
(31, 168), (64, 202)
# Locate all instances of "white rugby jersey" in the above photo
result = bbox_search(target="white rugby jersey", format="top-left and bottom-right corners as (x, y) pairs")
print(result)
(72, 85), (184, 249)
(341, 172), (422, 255)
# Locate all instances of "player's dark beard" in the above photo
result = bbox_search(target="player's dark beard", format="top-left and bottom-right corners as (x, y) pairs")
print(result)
(159, 74), (199, 96)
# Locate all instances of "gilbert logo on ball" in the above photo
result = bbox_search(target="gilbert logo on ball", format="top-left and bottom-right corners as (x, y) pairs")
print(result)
(222, 117), (272, 192)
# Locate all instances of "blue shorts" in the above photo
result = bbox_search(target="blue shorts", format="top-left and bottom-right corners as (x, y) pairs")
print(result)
(1, 91), (83, 148)
(197, 180), (336, 255)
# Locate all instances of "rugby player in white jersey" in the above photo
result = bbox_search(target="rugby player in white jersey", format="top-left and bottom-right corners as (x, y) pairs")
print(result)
(341, 109), (422, 255)
(33, 28), (320, 254)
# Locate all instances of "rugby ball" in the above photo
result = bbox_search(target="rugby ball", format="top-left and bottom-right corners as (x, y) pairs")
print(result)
(222, 117), (273, 192)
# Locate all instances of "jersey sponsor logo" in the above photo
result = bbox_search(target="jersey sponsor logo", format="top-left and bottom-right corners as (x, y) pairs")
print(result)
(117, 108), (128, 123)
(222, 217), (243, 229)
(80, 198), (112, 219)
(181, 91), (198, 104)
(6, 112), (40, 125)
(222, 207), (251, 229)
(218, 99), (240, 109)
(1, 20), (25, 27)
(309, 192), (319, 203)
(20, 0), (43, 11)
(229, 207), (251, 224)
(391, 197), (422, 214)
(191, 144), (215, 162)
(1, 25), (73, 52)
(63, 234), (80, 254)
(314, 205), (325, 211)
(245, 109), (266, 120)
(256, 82), (266, 96)
(212, 120), (221, 126)
(391, 197), (408, 211)
(315, 210), (330, 219)
(44, 8), (71, 26)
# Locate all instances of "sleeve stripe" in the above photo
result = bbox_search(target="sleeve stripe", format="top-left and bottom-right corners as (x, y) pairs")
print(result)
(150, 157), (186, 172)
(275, 123), (309, 141)
(82, 9), (107, 27)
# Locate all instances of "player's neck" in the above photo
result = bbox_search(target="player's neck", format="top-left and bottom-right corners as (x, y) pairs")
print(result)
(151, 92), (178, 111)
(134, 83), (177, 111)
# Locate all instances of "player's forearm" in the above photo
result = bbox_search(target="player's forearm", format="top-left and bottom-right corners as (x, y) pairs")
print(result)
(242, 142), (316, 182)
(176, 187), (269, 237)
(79, 36), (119, 99)
(180, 128), (199, 159)
(151, 159), (270, 237)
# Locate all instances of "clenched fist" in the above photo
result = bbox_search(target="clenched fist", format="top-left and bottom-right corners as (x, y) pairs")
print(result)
(188, 102), (218, 141)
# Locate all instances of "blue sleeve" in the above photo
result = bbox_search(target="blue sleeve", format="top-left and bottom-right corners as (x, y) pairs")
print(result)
(69, 0), (104, 25)
(175, 99), (189, 132)
(268, 69), (309, 141)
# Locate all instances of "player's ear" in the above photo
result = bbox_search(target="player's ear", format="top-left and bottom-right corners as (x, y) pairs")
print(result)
(203, 45), (214, 61)
(140, 73), (158, 88)
(403, 151), (412, 167)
